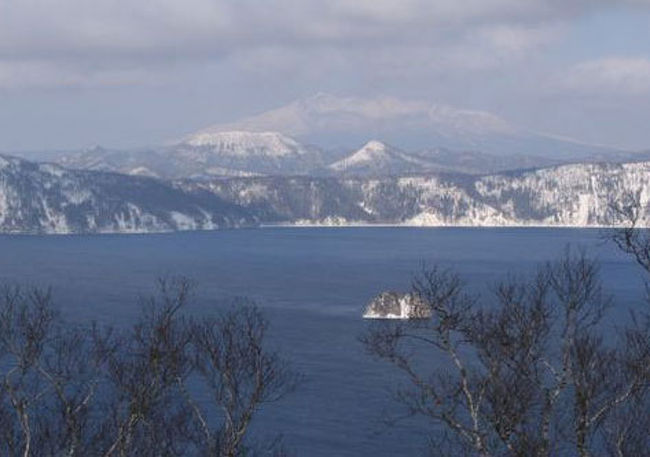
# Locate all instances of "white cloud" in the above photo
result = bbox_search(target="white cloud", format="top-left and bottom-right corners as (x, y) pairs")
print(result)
(0, 0), (641, 89)
(476, 24), (563, 56)
(0, 1), (648, 150)
(0, 1), (592, 54)
(0, 60), (166, 89)
(559, 57), (650, 96)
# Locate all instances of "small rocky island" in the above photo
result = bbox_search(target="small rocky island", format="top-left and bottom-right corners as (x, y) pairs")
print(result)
(362, 291), (432, 319)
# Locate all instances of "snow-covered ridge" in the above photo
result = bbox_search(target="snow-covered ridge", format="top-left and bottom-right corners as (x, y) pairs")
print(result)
(51, 131), (325, 179)
(44, 122), (648, 180)
(0, 154), (254, 234)
(184, 130), (308, 157)
(1, 154), (649, 234)
(186, 161), (650, 229)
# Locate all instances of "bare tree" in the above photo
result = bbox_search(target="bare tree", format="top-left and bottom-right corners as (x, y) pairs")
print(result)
(605, 189), (650, 455)
(99, 277), (196, 457)
(361, 251), (650, 457)
(610, 190), (650, 275)
(0, 278), (298, 457)
(0, 286), (57, 457)
(34, 323), (115, 457)
(187, 303), (300, 457)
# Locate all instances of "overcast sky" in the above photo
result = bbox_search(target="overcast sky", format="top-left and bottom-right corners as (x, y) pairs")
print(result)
(1, 0), (649, 151)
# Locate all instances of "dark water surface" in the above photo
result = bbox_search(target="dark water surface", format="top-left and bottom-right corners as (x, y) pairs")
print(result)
(0, 228), (646, 456)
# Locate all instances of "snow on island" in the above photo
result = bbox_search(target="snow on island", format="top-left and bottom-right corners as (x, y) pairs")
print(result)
(362, 291), (432, 319)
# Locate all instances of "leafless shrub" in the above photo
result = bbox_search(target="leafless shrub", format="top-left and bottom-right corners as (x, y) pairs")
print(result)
(188, 303), (300, 457)
(610, 190), (650, 275)
(0, 278), (298, 457)
(361, 251), (650, 457)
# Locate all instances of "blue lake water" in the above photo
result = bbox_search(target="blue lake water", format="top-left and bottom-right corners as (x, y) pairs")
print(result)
(0, 227), (646, 456)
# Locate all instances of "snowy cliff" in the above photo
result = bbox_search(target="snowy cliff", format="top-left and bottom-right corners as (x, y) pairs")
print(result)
(183, 161), (650, 228)
(0, 155), (254, 234)
(1, 154), (649, 234)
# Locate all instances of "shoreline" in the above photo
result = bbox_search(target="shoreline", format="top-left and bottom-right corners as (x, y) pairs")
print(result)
(0, 223), (629, 237)
(260, 222), (625, 229)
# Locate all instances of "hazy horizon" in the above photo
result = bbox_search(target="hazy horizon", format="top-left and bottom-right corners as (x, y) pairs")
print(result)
(1, 1), (649, 152)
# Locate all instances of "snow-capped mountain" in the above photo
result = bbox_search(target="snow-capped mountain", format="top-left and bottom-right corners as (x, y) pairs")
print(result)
(200, 93), (630, 160)
(184, 130), (306, 156)
(37, 138), (563, 179)
(326, 140), (564, 176)
(12, 94), (643, 180)
(175, 130), (325, 175)
(48, 138), (573, 179)
(53, 131), (326, 179)
(0, 154), (254, 234)
(328, 140), (434, 176)
(202, 93), (516, 140)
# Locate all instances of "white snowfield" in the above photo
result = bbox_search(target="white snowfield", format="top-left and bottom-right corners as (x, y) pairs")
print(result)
(184, 131), (308, 157)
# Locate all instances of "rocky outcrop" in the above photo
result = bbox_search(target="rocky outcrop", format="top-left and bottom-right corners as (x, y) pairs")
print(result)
(362, 292), (432, 319)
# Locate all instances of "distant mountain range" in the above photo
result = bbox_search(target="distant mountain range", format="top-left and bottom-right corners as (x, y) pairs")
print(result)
(52, 131), (325, 179)
(17, 130), (648, 181)
(9, 94), (649, 180)
(326, 140), (565, 176)
(1, 153), (648, 234)
(195, 93), (633, 159)
(1, 93), (649, 233)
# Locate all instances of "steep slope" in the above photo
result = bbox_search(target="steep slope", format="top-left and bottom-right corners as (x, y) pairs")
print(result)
(0, 155), (254, 234)
(180, 162), (650, 227)
(471, 162), (649, 226)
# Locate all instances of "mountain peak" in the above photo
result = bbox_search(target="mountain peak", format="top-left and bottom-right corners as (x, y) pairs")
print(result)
(184, 93), (625, 158)
(183, 130), (307, 157)
(346, 140), (398, 162)
(191, 94), (517, 146)
(329, 140), (406, 173)
(360, 140), (390, 152)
